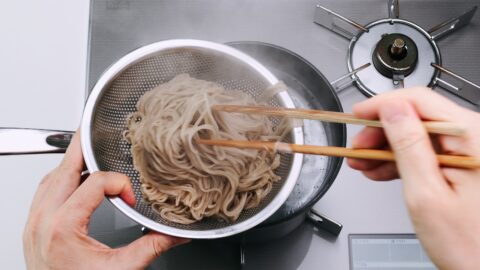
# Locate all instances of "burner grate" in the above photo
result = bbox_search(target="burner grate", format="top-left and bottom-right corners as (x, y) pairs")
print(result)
(314, 0), (480, 105)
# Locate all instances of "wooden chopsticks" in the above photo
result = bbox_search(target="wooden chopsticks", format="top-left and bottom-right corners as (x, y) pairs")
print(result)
(197, 139), (480, 169)
(196, 104), (480, 169)
(212, 105), (466, 136)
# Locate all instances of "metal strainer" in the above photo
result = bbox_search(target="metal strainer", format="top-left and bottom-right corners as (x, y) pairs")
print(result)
(2, 39), (303, 239)
(81, 39), (304, 239)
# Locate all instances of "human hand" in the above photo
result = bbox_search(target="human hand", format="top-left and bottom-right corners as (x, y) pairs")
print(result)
(347, 88), (480, 270)
(23, 131), (189, 270)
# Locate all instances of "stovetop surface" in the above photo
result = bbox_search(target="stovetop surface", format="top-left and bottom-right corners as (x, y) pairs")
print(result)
(86, 1), (480, 269)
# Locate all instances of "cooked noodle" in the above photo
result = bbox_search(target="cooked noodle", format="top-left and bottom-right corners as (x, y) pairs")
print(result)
(124, 74), (286, 224)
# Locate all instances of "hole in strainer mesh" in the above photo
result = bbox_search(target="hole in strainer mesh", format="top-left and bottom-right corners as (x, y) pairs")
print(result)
(91, 47), (296, 231)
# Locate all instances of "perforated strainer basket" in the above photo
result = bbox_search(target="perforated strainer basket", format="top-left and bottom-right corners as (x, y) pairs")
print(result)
(80, 39), (303, 239)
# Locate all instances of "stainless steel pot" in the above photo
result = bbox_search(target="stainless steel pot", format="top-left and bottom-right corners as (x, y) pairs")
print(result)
(227, 41), (346, 242)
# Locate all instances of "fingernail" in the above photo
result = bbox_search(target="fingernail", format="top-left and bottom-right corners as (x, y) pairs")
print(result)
(380, 101), (411, 124)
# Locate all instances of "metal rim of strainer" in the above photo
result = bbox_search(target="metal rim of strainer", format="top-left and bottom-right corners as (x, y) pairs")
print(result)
(80, 39), (304, 239)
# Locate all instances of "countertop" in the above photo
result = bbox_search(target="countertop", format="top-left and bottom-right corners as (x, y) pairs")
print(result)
(0, 1), (89, 269)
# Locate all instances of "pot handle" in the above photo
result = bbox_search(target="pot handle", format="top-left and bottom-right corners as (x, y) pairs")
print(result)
(307, 209), (343, 236)
(0, 128), (74, 155)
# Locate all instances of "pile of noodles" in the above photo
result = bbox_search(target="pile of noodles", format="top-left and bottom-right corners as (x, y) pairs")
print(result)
(124, 74), (288, 224)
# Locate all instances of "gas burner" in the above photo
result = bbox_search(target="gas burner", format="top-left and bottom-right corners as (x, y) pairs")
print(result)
(349, 19), (439, 95)
(314, 0), (480, 105)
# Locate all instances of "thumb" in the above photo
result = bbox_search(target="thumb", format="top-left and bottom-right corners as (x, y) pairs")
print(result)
(115, 232), (190, 268)
(379, 100), (446, 191)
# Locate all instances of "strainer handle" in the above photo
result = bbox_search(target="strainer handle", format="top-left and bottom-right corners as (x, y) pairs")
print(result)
(0, 128), (74, 155)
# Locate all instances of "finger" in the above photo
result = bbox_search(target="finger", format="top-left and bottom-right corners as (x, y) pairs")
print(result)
(348, 127), (388, 171)
(60, 171), (136, 231)
(114, 233), (190, 268)
(36, 131), (89, 212)
(347, 158), (388, 171)
(27, 172), (56, 215)
(362, 162), (399, 181)
(378, 99), (449, 193)
(442, 168), (480, 190)
(28, 130), (83, 210)
(438, 134), (480, 157)
(352, 127), (387, 148)
(438, 111), (480, 158)
(438, 135), (468, 156)
(353, 88), (466, 122)
(59, 130), (85, 175)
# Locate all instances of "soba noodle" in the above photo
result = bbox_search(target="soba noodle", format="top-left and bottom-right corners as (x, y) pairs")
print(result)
(124, 74), (287, 224)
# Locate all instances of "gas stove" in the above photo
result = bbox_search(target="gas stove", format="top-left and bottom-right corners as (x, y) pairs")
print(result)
(86, 0), (480, 269)
(314, 1), (480, 103)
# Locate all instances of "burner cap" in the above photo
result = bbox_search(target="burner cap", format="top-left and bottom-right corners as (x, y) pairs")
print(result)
(372, 33), (418, 78)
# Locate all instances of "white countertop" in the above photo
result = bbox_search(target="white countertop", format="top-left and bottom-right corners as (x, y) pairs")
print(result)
(0, 1), (89, 268)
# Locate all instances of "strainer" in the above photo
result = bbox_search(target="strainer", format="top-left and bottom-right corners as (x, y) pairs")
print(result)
(2, 39), (304, 239)
(0, 40), (303, 238)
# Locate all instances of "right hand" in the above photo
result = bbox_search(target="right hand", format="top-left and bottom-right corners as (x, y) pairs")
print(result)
(347, 88), (480, 270)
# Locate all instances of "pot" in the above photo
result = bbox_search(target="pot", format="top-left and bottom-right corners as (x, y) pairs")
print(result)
(227, 41), (346, 242)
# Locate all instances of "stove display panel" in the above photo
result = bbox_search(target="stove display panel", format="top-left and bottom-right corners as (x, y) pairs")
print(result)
(349, 234), (436, 270)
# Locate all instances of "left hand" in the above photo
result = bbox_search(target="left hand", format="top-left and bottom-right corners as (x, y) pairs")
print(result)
(23, 131), (189, 270)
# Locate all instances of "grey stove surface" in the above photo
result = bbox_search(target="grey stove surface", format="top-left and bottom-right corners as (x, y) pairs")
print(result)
(86, 1), (480, 269)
